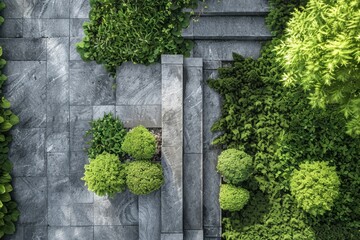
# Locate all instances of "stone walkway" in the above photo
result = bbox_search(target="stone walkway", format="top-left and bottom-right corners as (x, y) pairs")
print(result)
(0, 0), (270, 239)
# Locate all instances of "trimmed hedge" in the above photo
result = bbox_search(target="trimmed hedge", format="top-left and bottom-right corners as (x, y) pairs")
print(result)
(219, 184), (250, 212)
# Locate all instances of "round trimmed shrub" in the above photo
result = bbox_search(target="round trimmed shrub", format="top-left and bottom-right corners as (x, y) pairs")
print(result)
(85, 113), (127, 159)
(290, 161), (340, 216)
(126, 161), (164, 195)
(217, 149), (253, 185)
(82, 152), (126, 197)
(121, 125), (157, 160)
(219, 184), (250, 212)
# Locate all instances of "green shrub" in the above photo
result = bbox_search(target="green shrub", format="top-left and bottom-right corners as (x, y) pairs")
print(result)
(121, 125), (156, 160)
(82, 152), (126, 197)
(126, 161), (164, 195)
(290, 161), (340, 216)
(85, 113), (127, 159)
(219, 184), (250, 212)
(275, 0), (360, 135)
(217, 149), (252, 185)
(77, 0), (200, 75)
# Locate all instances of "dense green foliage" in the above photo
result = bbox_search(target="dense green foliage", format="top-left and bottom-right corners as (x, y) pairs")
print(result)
(217, 149), (252, 185)
(275, 0), (360, 135)
(219, 184), (250, 212)
(121, 125), (156, 160)
(209, 0), (360, 238)
(290, 161), (340, 216)
(125, 161), (164, 195)
(82, 152), (126, 197)
(0, 2), (20, 237)
(77, 0), (199, 75)
(85, 113), (127, 159)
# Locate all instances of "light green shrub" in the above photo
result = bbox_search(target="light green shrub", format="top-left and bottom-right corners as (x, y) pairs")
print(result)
(290, 161), (340, 216)
(126, 161), (164, 195)
(121, 125), (157, 160)
(217, 149), (252, 185)
(82, 152), (126, 197)
(219, 184), (250, 212)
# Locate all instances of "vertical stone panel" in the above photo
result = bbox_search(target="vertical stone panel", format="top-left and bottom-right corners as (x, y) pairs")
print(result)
(139, 191), (161, 240)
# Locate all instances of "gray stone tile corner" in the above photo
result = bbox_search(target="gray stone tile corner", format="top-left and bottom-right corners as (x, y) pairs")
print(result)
(161, 55), (184, 65)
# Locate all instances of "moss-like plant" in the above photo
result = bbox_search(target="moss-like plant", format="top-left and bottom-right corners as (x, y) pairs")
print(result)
(290, 161), (340, 216)
(121, 125), (156, 160)
(126, 161), (164, 195)
(275, 0), (360, 135)
(219, 184), (250, 212)
(217, 149), (252, 185)
(85, 113), (127, 159)
(82, 152), (126, 197)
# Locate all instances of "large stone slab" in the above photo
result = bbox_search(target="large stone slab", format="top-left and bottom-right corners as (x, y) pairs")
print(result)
(93, 105), (115, 120)
(70, 19), (88, 37)
(23, 0), (70, 18)
(23, 19), (69, 38)
(94, 226), (139, 240)
(115, 105), (161, 128)
(191, 0), (269, 15)
(69, 61), (115, 106)
(70, 173), (94, 204)
(48, 175), (71, 206)
(10, 128), (46, 177)
(139, 191), (161, 240)
(70, 106), (92, 152)
(2, 0), (24, 18)
(70, 204), (94, 226)
(70, 151), (89, 175)
(4, 61), (47, 128)
(94, 191), (138, 226)
(116, 62), (161, 106)
(161, 233), (183, 240)
(70, 37), (82, 61)
(47, 152), (69, 176)
(184, 230), (204, 240)
(13, 177), (47, 225)
(23, 226), (47, 240)
(0, 19), (23, 38)
(70, 0), (90, 18)
(0, 39), (47, 61)
(48, 227), (93, 240)
(48, 205), (71, 226)
(193, 40), (263, 61)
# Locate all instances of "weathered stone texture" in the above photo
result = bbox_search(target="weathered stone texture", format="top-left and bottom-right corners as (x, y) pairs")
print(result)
(94, 226), (139, 240)
(23, 0), (70, 18)
(139, 191), (161, 240)
(23, 19), (69, 38)
(116, 105), (161, 128)
(0, 39), (46, 61)
(0, 19), (23, 38)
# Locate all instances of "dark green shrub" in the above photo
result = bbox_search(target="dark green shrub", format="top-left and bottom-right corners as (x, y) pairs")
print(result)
(82, 152), (126, 197)
(275, 0), (360, 135)
(219, 184), (250, 212)
(77, 0), (199, 75)
(121, 125), (156, 160)
(125, 161), (164, 195)
(217, 149), (252, 185)
(85, 113), (127, 159)
(290, 161), (340, 216)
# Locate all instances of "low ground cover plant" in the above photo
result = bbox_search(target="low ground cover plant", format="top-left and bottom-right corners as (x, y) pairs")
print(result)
(77, 0), (200, 75)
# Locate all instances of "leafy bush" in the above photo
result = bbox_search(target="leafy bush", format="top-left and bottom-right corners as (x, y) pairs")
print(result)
(82, 152), (126, 197)
(77, 0), (199, 75)
(85, 113), (127, 159)
(217, 149), (252, 185)
(290, 161), (340, 216)
(121, 125), (156, 160)
(219, 184), (250, 212)
(125, 161), (164, 195)
(0, 2), (20, 237)
(275, 0), (360, 135)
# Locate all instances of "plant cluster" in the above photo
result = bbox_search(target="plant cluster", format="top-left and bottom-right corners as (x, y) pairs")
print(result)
(209, 0), (360, 238)
(0, 2), (20, 237)
(275, 0), (360, 135)
(85, 113), (127, 159)
(77, 0), (200, 75)
(290, 161), (340, 216)
(219, 184), (250, 212)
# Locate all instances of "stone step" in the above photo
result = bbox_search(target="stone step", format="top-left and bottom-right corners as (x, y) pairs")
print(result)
(183, 58), (203, 240)
(186, 0), (269, 16)
(183, 16), (272, 40)
(192, 40), (264, 61)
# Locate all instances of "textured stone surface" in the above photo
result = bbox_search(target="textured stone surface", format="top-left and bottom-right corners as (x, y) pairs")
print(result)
(48, 176), (71, 206)
(24, 226), (48, 240)
(48, 205), (71, 226)
(161, 55), (184, 65)
(161, 233), (183, 240)
(13, 177), (47, 225)
(204, 61), (221, 70)
(94, 191), (138, 226)
(23, 19), (69, 38)
(10, 128), (46, 177)
(70, 19), (88, 37)
(70, 0), (90, 18)
(94, 226), (139, 240)
(0, 39), (46, 60)
(70, 151), (89, 174)
(48, 227), (93, 240)
(70, 106), (92, 152)
(23, 0), (70, 18)
(139, 191), (161, 240)
(70, 61), (116, 106)
(93, 105), (115, 120)
(193, 40), (263, 61)
(115, 105), (161, 128)
(184, 154), (203, 230)
(204, 227), (222, 238)
(184, 230), (204, 240)
(0, 19), (23, 37)
(47, 153), (69, 176)
(70, 37), (82, 61)
(2, 0), (23, 18)
(71, 204), (94, 226)
(4, 61), (47, 128)
(116, 62), (161, 105)
(192, 0), (268, 14)
(3, 225), (24, 240)
(70, 174), (94, 204)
